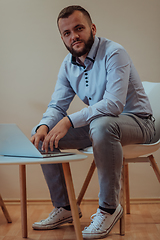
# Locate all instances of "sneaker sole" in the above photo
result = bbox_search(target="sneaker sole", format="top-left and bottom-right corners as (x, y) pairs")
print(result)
(83, 207), (123, 239)
(32, 212), (82, 230)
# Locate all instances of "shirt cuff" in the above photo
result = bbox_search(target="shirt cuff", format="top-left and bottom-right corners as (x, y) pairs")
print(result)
(67, 116), (74, 128)
(36, 124), (49, 133)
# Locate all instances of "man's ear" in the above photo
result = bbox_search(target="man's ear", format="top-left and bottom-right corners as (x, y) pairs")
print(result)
(91, 24), (97, 36)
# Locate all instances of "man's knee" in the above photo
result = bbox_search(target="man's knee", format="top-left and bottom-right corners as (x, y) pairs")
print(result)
(89, 116), (120, 144)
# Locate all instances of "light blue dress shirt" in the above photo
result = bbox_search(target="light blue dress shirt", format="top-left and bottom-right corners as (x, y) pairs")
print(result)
(38, 36), (152, 129)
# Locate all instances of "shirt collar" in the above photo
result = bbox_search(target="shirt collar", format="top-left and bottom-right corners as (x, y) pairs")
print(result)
(71, 36), (99, 66)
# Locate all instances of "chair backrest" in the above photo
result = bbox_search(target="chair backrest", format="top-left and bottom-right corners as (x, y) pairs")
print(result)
(142, 81), (160, 143)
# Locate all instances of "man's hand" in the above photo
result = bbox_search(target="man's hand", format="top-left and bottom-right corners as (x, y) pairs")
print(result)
(30, 125), (49, 149)
(42, 117), (72, 152)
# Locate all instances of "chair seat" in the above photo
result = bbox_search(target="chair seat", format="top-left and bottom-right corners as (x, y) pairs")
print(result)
(81, 138), (160, 159)
(123, 139), (160, 159)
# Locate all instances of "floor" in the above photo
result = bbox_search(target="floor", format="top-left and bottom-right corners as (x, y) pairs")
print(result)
(0, 202), (160, 240)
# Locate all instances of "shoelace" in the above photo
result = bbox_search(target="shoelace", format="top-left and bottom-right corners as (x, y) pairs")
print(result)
(40, 208), (63, 223)
(85, 209), (107, 231)
(49, 207), (62, 218)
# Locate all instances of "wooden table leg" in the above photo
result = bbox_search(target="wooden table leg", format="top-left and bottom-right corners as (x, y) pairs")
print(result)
(62, 162), (83, 240)
(19, 165), (28, 238)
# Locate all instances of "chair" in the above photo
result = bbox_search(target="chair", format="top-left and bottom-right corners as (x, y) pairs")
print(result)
(77, 81), (160, 235)
(0, 194), (12, 223)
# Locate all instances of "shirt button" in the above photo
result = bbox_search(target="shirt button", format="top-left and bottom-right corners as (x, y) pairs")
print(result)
(89, 97), (91, 100)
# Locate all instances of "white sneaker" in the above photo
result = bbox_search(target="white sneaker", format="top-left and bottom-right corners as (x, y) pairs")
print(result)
(82, 204), (123, 239)
(32, 206), (82, 230)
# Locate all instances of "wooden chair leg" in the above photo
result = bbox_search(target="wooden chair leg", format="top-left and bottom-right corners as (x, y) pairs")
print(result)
(149, 155), (160, 182)
(77, 160), (96, 205)
(124, 163), (130, 214)
(0, 194), (12, 223)
(120, 158), (125, 236)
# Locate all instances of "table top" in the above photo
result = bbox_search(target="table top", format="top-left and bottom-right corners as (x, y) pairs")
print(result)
(0, 154), (87, 165)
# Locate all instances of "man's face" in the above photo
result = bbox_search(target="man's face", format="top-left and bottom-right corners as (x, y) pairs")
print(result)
(58, 11), (96, 61)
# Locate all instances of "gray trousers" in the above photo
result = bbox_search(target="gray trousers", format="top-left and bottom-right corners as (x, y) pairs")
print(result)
(32, 114), (155, 209)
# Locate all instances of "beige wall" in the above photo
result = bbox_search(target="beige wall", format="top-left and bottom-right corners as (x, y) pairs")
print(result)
(0, 0), (160, 201)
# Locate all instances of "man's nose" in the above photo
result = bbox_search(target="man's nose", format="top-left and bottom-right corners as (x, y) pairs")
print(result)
(71, 31), (79, 41)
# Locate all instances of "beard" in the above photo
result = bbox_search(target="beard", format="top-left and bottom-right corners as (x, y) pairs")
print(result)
(64, 31), (94, 58)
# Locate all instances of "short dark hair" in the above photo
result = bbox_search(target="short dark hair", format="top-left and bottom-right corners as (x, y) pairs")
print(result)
(57, 5), (92, 26)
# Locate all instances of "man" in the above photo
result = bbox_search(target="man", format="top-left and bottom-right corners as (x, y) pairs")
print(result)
(30, 5), (155, 239)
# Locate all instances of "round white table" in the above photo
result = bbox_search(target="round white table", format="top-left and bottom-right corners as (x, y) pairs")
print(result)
(0, 154), (87, 240)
